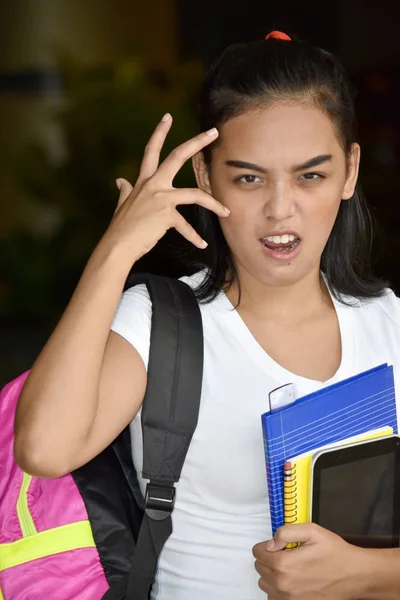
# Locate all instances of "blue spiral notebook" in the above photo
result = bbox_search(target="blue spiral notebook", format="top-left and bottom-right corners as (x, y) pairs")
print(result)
(261, 364), (398, 534)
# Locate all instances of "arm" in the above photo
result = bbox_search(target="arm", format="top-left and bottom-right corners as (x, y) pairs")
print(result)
(14, 115), (227, 478)
(357, 548), (400, 599)
(14, 244), (146, 477)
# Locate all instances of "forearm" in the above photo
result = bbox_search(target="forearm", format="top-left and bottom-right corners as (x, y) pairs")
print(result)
(357, 547), (400, 599)
(14, 241), (133, 475)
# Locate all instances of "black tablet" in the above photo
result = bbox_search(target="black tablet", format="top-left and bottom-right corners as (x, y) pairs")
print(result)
(311, 435), (400, 548)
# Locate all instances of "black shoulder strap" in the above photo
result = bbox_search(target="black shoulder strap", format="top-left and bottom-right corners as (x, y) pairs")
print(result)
(104, 273), (204, 600)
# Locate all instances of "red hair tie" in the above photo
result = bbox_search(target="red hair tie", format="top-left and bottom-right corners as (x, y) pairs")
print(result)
(265, 31), (291, 42)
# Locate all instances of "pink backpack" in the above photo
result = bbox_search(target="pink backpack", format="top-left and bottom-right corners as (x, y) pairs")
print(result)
(0, 274), (203, 600)
(0, 371), (109, 599)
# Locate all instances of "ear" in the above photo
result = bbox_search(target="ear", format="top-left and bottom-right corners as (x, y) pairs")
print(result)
(192, 152), (212, 193)
(342, 143), (360, 200)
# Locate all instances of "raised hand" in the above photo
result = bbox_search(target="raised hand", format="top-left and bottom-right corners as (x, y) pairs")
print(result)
(103, 113), (230, 262)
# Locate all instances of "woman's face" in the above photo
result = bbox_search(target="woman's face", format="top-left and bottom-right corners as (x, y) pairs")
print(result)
(194, 101), (360, 288)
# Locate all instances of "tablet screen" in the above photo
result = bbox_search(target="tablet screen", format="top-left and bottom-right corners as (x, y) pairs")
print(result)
(312, 437), (400, 548)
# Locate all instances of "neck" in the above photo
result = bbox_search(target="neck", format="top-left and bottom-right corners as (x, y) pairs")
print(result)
(226, 265), (331, 321)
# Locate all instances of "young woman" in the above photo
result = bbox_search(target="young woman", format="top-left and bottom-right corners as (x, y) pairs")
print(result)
(14, 31), (400, 599)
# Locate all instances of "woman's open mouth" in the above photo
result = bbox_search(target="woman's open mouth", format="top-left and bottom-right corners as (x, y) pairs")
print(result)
(260, 233), (302, 261)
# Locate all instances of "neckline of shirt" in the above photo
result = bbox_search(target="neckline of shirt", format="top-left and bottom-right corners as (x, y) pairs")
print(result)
(208, 277), (356, 387)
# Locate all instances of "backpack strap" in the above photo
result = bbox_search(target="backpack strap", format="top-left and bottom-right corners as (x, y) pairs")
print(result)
(105, 273), (204, 599)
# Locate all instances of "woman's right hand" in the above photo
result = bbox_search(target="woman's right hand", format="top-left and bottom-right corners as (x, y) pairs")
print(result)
(102, 113), (230, 263)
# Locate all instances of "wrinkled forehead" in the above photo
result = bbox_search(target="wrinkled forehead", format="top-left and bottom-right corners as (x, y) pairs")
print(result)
(213, 102), (345, 170)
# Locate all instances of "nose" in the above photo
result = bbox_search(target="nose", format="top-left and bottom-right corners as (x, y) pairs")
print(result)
(263, 181), (295, 222)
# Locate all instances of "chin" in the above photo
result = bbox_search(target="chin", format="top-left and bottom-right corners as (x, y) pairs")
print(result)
(260, 267), (304, 287)
(245, 259), (319, 289)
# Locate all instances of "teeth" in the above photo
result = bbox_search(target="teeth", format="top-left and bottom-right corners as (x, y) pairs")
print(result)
(265, 234), (296, 244)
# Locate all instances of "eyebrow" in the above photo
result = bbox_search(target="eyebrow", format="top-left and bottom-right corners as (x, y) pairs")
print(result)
(225, 154), (333, 174)
(293, 154), (333, 171)
(225, 160), (267, 174)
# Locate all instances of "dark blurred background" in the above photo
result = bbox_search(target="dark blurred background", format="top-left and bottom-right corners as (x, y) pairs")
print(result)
(1, 0), (400, 385)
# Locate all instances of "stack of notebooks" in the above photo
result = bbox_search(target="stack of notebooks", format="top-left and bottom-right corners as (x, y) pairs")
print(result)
(261, 364), (398, 538)
(282, 426), (393, 527)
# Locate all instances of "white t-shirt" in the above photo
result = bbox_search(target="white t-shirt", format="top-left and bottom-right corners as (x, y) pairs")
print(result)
(111, 270), (400, 600)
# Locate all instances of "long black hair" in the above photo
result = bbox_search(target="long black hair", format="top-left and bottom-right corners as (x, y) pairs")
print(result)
(192, 34), (387, 303)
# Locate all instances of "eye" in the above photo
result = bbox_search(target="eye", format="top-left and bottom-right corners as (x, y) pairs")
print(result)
(237, 174), (262, 184)
(300, 172), (324, 181)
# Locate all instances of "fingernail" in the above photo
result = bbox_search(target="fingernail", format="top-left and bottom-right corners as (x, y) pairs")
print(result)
(116, 178), (122, 190)
(266, 539), (275, 551)
(206, 127), (218, 137)
(200, 239), (208, 248)
(161, 113), (171, 122)
(224, 206), (230, 215)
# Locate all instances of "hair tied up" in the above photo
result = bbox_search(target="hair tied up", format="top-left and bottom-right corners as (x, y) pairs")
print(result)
(265, 30), (291, 41)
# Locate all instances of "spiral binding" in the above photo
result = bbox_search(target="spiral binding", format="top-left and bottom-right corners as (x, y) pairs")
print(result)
(283, 461), (300, 549)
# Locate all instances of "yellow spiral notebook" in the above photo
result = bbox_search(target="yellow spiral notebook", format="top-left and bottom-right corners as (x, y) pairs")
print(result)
(283, 426), (394, 540)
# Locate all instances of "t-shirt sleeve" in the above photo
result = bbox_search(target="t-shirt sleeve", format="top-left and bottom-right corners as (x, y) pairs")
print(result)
(110, 284), (152, 370)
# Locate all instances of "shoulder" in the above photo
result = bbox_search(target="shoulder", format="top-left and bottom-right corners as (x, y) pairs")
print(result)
(339, 288), (400, 347)
(110, 283), (153, 369)
(179, 270), (228, 316)
(111, 281), (153, 337)
(110, 270), (211, 364)
(114, 269), (210, 320)
(117, 281), (153, 312)
(179, 269), (208, 290)
(353, 289), (400, 327)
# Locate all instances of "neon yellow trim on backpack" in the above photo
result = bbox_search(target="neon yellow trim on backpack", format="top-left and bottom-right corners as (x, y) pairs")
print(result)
(16, 473), (37, 537)
(0, 521), (95, 571)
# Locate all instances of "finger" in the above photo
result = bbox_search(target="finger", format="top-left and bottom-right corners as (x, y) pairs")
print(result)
(254, 559), (274, 579)
(172, 188), (230, 218)
(115, 178), (134, 210)
(173, 213), (208, 249)
(258, 577), (275, 596)
(267, 523), (322, 551)
(253, 542), (281, 569)
(255, 563), (276, 596)
(253, 541), (269, 561)
(155, 127), (219, 184)
(138, 113), (173, 182)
